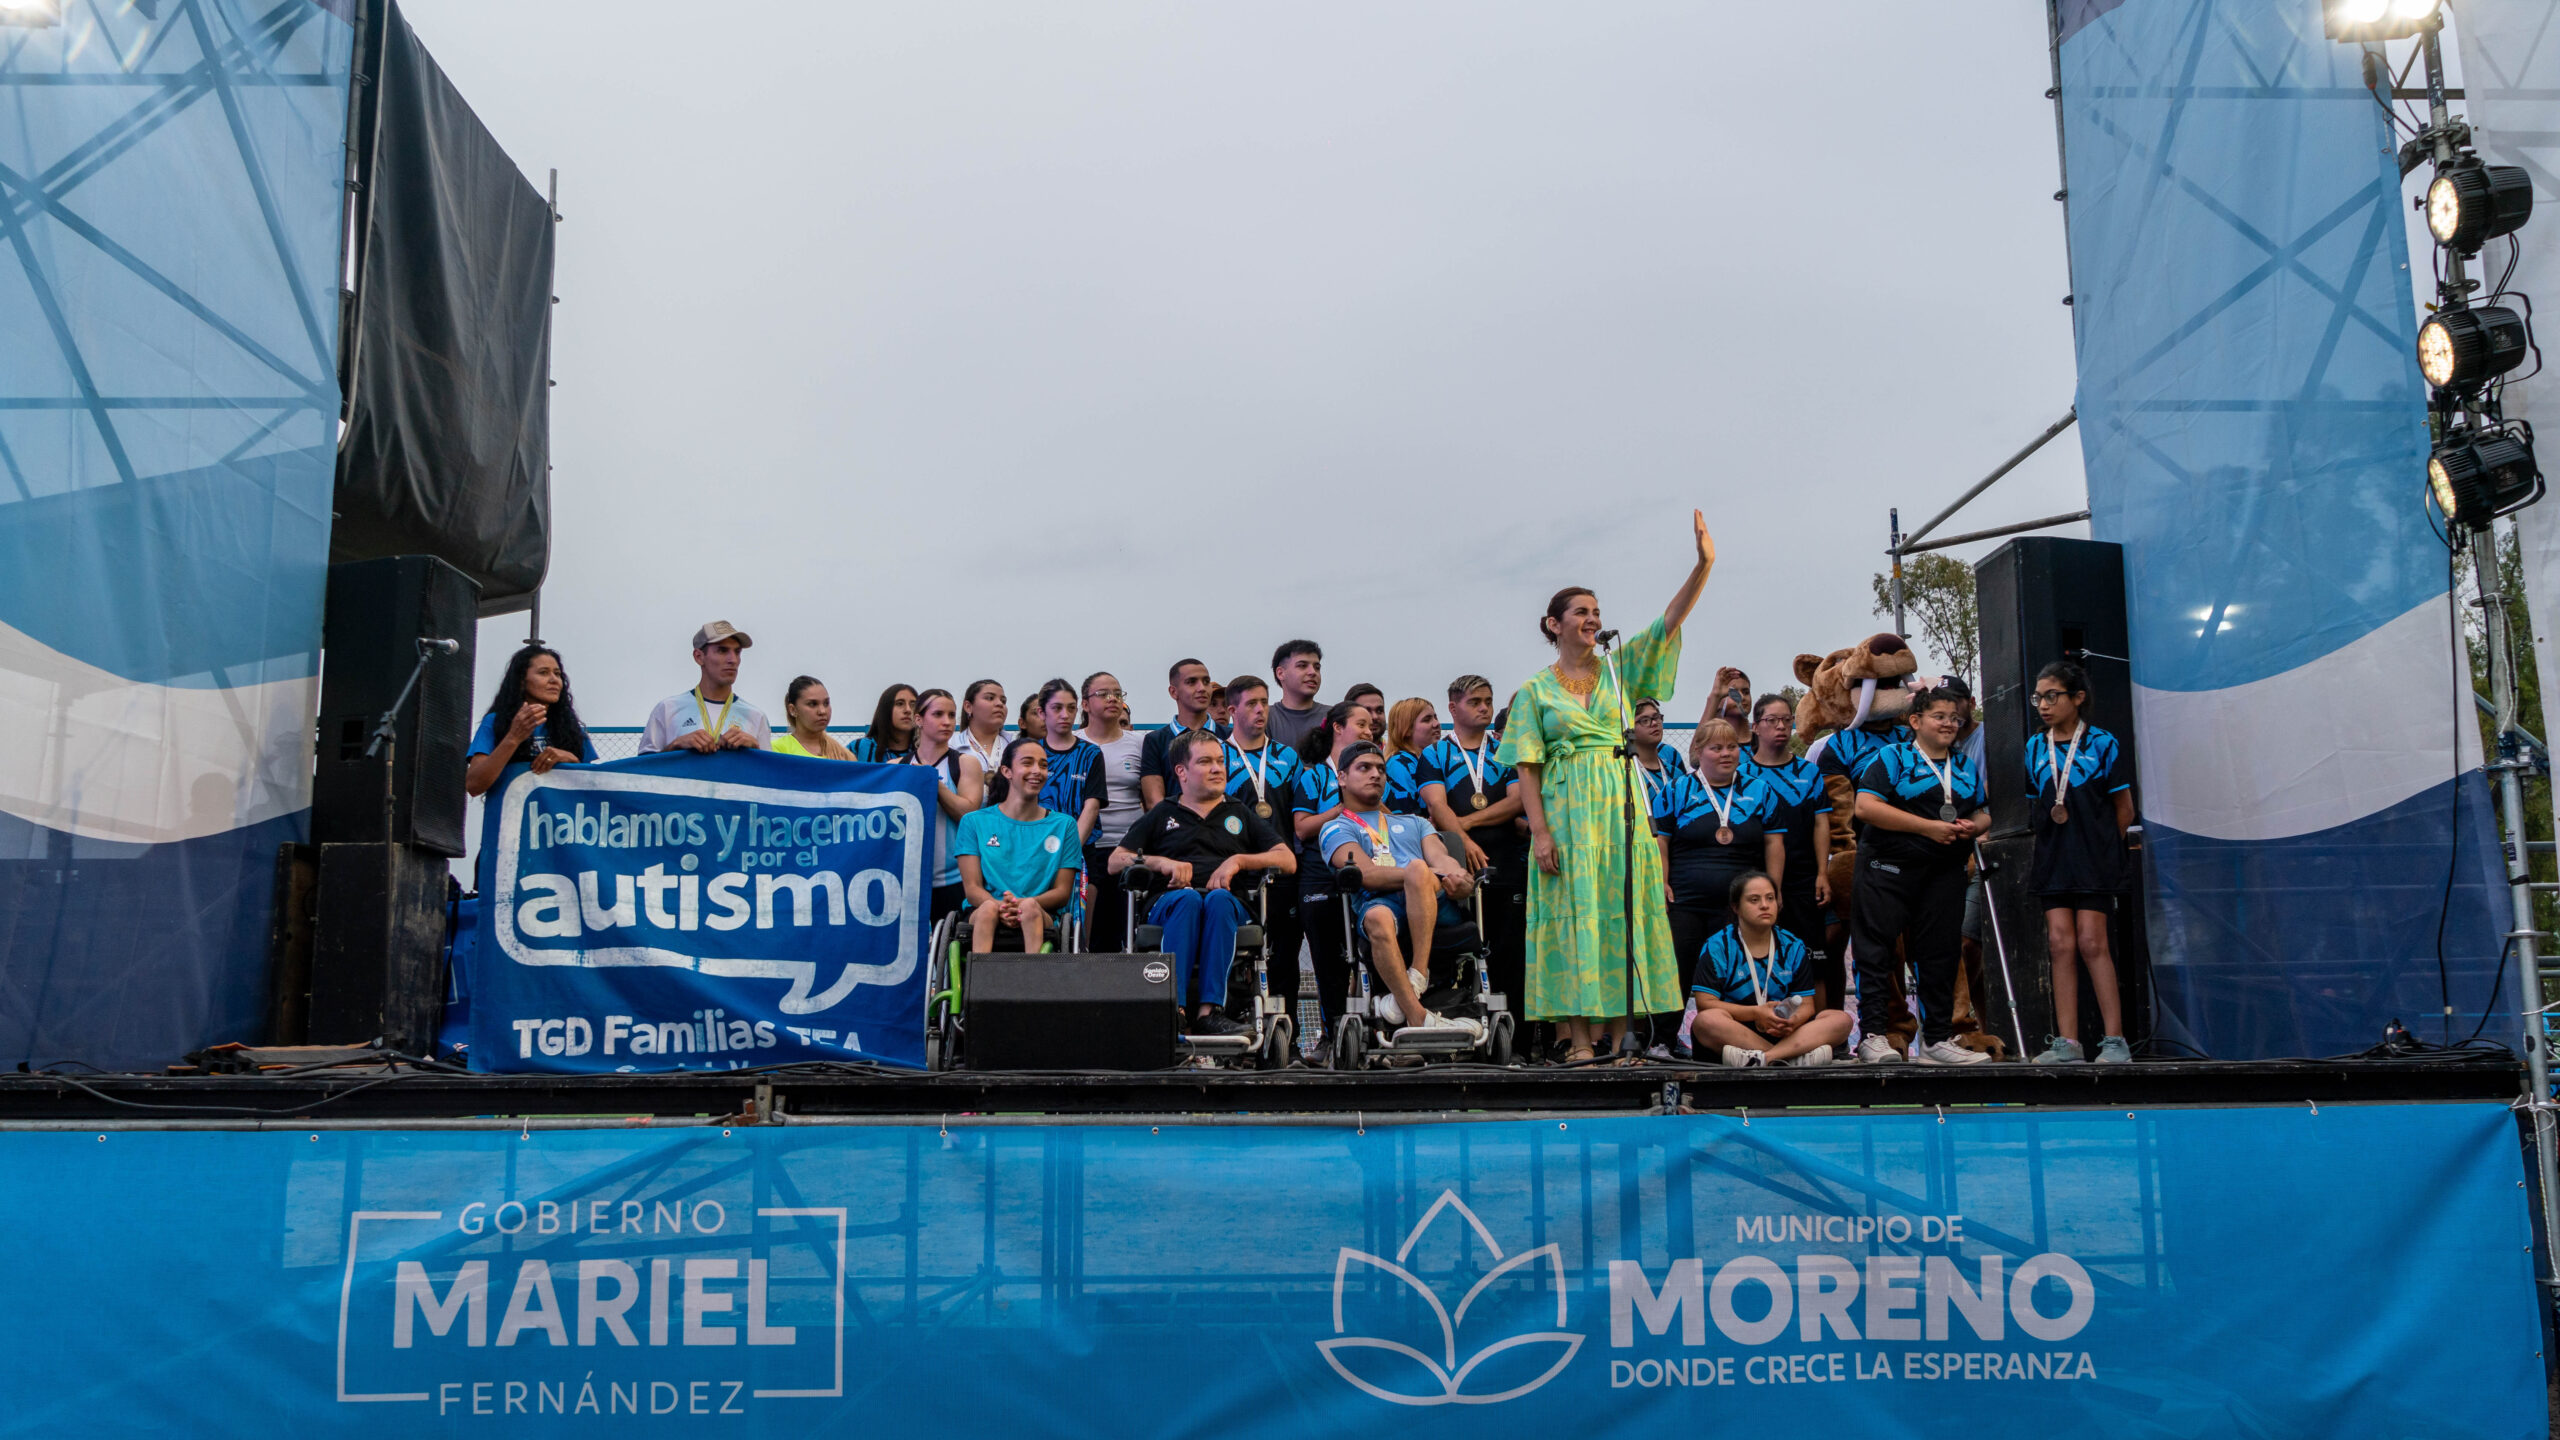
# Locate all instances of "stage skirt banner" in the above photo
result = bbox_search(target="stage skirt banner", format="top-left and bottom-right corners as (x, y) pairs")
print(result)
(471, 751), (936, 1072)
(0, 1103), (2540, 1437)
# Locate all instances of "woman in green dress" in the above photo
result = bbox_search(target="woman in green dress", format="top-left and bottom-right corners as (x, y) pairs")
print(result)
(1498, 511), (1716, 1062)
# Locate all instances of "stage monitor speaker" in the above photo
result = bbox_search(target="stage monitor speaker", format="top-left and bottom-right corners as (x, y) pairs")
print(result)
(965, 954), (1176, 1071)
(314, 555), (479, 855)
(1972, 535), (2150, 1049)
(307, 841), (449, 1054)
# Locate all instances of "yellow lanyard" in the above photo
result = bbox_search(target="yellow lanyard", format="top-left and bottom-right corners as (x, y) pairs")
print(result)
(692, 688), (735, 744)
(1344, 808), (1394, 863)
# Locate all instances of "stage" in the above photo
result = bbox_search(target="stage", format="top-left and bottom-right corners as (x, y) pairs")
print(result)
(0, 1054), (2523, 1125)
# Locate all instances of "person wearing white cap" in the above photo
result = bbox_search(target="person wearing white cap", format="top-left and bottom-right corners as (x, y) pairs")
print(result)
(640, 620), (773, 754)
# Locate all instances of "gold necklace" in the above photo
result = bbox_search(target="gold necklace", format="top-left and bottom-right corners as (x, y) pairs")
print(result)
(1552, 663), (1598, 699)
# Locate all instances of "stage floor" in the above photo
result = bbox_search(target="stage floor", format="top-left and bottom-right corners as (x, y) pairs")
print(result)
(0, 1054), (2524, 1124)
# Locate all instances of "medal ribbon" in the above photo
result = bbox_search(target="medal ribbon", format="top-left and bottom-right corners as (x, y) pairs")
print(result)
(692, 688), (736, 745)
(2048, 723), (2086, 808)
(1343, 808), (1395, 864)
(1240, 740), (1272, 803)
(1739, 935), (1772, 1006)
(1459, 740), (1491, 801)
(1917, 749), (1958, 815)
(1702, 776), (1739, 833)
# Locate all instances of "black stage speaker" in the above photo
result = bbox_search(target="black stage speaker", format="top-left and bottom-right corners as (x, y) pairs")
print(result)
(314, 555), (479, 855)
(965, 954), (1176, 1070)
(307, 841), (449, 1052)
(1973, 536), (2151, 1048)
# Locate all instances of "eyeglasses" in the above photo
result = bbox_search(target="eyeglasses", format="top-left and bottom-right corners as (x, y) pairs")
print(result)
(1091, 689), (1126, 701)
(2032, 690), (2069, 702)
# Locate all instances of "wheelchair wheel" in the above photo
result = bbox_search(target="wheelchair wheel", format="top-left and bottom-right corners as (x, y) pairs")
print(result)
(1488, 1011), (1516, 1067)
(1258, 1016), (1295, 1071)
(1332, 1016), (1368, 1071)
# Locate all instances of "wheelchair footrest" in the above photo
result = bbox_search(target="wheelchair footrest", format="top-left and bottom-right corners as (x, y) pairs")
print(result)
(1178, 1035), (1255, 1053)
(1384, 1027), (1478, 1051)
(1235, 926), (1264, 948)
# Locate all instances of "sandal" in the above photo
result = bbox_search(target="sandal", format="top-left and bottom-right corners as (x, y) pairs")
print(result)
(1563, 1045), (1597, 1065)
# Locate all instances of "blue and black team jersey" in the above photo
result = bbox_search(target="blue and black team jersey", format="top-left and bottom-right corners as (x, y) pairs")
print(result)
(1383, 751), (1430, 816)
(1692, 925), (1816, 1004)
(1414, 736), (1527, 886)
(1038, 740), (1105, 825)
(1739, 751), (1831, 883)
(2025, 724), (2132, 896)
(1651, 770), (1784, 904)
(1855, 742), (1987, 871)
(1221, 737), (1302, 816)
(1289, 761), (1344, 893)
(1810, 724), (1902, 786)
(852, 737), (915, 765)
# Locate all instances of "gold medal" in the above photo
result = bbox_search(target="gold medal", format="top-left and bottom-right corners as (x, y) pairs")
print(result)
(1255, 801), (1274, 819)
(2050, 803), (2070, 825)
(1470, 792), (1488, 811)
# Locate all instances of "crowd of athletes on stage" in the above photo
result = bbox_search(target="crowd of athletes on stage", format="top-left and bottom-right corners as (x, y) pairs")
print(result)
(464, 615), (2136, 1070)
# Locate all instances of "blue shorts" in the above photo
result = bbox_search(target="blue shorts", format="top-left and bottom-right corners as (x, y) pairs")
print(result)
(1356, 892), (1465, 931)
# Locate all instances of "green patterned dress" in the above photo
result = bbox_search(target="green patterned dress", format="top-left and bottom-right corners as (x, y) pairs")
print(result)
(1496, 615), (1684, 1020)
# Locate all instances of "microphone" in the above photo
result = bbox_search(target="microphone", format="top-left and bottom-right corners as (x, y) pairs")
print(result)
(1595, 628), (1621, 648)
(420, 637), (461, 654)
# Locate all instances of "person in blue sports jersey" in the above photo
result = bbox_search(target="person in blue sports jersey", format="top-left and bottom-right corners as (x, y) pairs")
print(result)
(1628, 699), (1683, 811)
(1322, 742), (1481, 1040)
(1221, 676), (1306, 1015)
(466, 644), (597, 796)
(1031, 677), (1105, 846)
(956, 738), (1083, 954)
(1140, 658), (1218, 808)
(1291, 699), (1377, 1040)
(1416, 674), (1529, 1034)
(1739, 693), (1836, 1002)
(2025, 660), (2136, 1065)
(1686, 872), (1850, 1067)
(1382, 697), (1440, 816)
(1207, 683), (1233, 738)
(1652, 717), (1787, 989)
(1849, 680), (1992, 1066)
(852, 684), (918, 764)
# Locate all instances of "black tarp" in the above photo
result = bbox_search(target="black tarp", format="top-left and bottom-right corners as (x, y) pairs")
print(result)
(334, 0), (552, 615)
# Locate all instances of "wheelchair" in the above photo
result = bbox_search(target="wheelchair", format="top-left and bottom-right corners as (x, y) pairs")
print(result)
(1122, 867), (1296, 1070)
(1327, 831), (1518, 1068)
(922, 893), (1071, 1073)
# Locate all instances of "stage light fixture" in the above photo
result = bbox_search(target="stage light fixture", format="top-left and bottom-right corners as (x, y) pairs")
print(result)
(2428, 423), (2543, 527)
(2427, 159), (2535, 254)
(2418, 305), (2530, 390)
(2324, 0), (2438, 40)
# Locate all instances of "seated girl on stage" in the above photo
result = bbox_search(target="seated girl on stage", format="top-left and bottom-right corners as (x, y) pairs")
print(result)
(955, 738), (1083, 954)
(1685, 872), (1850, 1068)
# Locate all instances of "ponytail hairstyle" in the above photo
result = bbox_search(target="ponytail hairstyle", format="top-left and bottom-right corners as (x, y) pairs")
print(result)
(1539, 586), (1596, 645)
(1727, 869), (1778, 911)
(1078, 671), (1117, 729)
(483, 644), (589, 766)
(2035, 659), (2091, 700)
(1017, 693), (1042, 735)
(986, 735), (1046, 805)
(1306, 698), (1373, 764)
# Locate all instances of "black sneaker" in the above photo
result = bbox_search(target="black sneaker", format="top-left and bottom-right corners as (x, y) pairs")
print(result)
(1187, 1011), (1247, 1037)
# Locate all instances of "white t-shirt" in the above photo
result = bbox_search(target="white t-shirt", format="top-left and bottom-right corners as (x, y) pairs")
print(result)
(640, 689), (774, 753)
(1079, 726), (1147, 849)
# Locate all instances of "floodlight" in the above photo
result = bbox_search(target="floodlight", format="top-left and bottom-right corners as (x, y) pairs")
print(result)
(2427, 159), (2535, 254)
(2417, 305), (2530, 390)
(2325, 0), (2438, 39)
(2428, 423), (2542, 527)
(0, 0), (60, 26)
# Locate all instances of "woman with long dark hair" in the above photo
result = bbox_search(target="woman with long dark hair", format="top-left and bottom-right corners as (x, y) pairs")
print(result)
(1499, 511), (1715, 1063)
(956, 679), (1010, 787)
(852, 684), (919, 764)
(465, 644), (595, 797)
(772, 676), (854, 759)
(909, 687), (986, 922)
(2025, 660), (2135, 1064)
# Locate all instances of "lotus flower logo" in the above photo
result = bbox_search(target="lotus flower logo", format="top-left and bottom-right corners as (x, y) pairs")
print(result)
(1317, 1190), (1583, 1405)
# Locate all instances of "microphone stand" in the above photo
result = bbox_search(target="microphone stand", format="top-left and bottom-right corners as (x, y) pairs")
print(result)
(366, 638), (454, 759)
(1599, 632), (1641, 1057)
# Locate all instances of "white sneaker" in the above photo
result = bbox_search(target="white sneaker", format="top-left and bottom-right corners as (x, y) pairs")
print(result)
(1917, 1038), (1992, 1066)
(1854, 1035), (1905, 1064)
(1719, 1044), (1766, 1068)
(1414, 1009), (1482, 1040)
(1794, 1044), (1835, 1068)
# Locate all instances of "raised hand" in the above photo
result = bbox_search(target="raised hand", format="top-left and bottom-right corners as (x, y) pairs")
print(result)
(1694, 509), (1716, 573)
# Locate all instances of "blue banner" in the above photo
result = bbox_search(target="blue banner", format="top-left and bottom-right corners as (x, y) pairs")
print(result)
(470, 752), (936, 1072)
(0, 1103), (2540, 1437)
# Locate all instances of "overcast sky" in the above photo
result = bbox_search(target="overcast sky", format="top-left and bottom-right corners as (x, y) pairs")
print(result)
(407, 0), (2090, 733)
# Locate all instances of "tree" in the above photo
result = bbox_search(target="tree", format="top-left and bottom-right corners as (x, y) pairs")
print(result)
(1869, 553), (1978, 684)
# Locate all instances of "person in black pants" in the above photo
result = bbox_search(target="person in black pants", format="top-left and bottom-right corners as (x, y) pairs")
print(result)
(1220, 676), (1306, 1022)
(1415, 675), (1531, 1027)
(1290, 700), (1378, 1046)
(2024, 661), (2136, 1065)
(1848, 681), (1992, 1066)
(1652, 717), (1787, 989)
(1738, 693), (1837, 1005)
